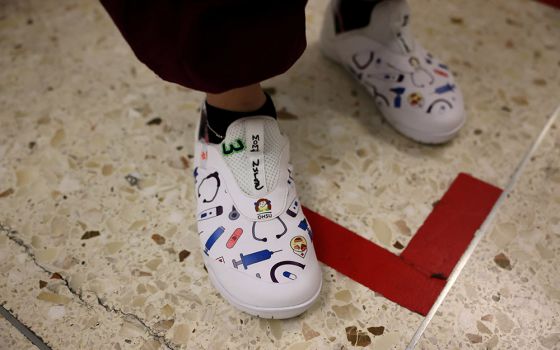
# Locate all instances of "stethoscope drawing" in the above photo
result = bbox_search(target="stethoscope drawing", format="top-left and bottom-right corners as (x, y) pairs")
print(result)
(252, 217), (287, 242)
(197, 171), (220, 203)
(228, 206), (240, 220)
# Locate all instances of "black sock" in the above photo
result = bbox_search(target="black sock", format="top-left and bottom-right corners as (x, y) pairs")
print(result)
(203, 92), (277, 144)
(335, 0), (384, 33)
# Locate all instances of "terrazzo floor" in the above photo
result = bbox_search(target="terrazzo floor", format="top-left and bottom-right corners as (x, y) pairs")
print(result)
(0, 0), (558, 349)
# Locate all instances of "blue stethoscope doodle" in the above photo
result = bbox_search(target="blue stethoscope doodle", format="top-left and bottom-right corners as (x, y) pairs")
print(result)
(232, 249), (281, 269)
(204, 226), (225, 256)
(197, 171), (220, 203)
(270, 261), (305, 283)
(252, 217), (287, 242)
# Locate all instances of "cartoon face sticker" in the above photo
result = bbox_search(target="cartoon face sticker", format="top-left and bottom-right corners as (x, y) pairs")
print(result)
(254, 198), (271, 213)
(408, 92), (424, 108)
(290, 236), (308, 258)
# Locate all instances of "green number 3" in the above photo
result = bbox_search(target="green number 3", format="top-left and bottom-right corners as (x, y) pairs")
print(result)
(222, 139), (245, 156)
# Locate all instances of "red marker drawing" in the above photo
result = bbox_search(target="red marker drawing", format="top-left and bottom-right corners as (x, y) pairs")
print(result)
(433, 68), (448, 77)
(226, 228), (244, 249)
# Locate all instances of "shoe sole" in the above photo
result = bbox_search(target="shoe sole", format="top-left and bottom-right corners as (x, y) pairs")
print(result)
(205, 259), (323, 319)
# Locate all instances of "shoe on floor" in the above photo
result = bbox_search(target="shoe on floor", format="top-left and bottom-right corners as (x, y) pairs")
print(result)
(193, 106), (322, 319)
(320, 0), (465, 144)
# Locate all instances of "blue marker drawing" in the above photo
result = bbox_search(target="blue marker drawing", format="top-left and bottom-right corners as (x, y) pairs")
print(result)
(435, 83), (455, 94)
(390, 87), (406, 108)
(438, 63), (449, 70)
(298, 218), (313, 241)
(204, 226), (225, 255)
(282, 271), (297, 280)
(232, 249), (281, 269)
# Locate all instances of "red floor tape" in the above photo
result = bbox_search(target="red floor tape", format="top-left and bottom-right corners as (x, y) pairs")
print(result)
(303, 173), (502, 316)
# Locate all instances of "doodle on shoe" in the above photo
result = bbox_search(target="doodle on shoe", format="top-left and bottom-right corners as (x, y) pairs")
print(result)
(320, 0), (466, 144)
(193, 106), (322, 319)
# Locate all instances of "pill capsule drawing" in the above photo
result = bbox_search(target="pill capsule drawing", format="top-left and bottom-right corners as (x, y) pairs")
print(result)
(226, 228), (243, 249)
(282, 271), (297, 280)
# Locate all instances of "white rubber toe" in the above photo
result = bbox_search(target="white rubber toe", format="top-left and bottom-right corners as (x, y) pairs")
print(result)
(204, 255), (323, 319)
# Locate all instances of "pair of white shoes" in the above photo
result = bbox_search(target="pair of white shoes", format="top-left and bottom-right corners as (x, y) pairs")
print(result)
(194, 0), (465, 319)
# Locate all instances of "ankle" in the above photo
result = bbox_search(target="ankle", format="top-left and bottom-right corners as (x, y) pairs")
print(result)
(206, 84), (266, 112)
(204, 93), (277, 144)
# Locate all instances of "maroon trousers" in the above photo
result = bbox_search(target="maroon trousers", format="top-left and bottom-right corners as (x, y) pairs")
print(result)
(100, 0), (308, 93)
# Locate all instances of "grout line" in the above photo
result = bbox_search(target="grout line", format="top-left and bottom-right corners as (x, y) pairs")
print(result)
(0, 304), (51, 350)
(406, 103), (560, 350)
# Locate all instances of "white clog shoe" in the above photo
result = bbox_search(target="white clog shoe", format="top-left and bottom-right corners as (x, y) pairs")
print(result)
(320, 0), (465, 144)
(193, 108), (322, 319)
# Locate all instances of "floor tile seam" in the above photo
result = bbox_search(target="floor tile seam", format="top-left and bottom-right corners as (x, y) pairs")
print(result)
(405, 103), (560, 349)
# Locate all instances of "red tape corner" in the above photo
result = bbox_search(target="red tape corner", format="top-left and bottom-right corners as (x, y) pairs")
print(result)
(303, 172), (502, 316)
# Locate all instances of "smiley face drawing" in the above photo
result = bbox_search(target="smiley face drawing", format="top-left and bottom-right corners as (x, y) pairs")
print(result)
(254, 198), (271, 213)
(408, 92), (424, 108)
(290, 236), (308, 258)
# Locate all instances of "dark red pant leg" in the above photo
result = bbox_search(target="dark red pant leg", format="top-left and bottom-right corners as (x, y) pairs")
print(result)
(100, 0), (308, 93)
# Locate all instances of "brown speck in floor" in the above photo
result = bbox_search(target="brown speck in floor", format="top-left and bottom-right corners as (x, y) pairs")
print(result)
(494, 253), (512, 270)
(477, 320), (492, 334)
(39, 280), (47, 289)
(81, 230), (100, 240)
(345, 326), (371, 347)
(50, 272), (63, 280)
(179, 250), (190, 262)
(474, 129), (482, 135)
(511, 96), (528, 106)
(393, 241), (404, 249)
(367, 326), (385, 336)
(450, 17), (464, 25)
(151, 234), (166, 245)
(0, 188), (14, 198)
(533, 78), (547, 86)
(466, 333), (483, 343)
(146, 117), (162, 125)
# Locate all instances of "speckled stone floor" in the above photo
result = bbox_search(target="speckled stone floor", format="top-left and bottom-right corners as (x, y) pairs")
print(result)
(0, 0), (558, 349)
